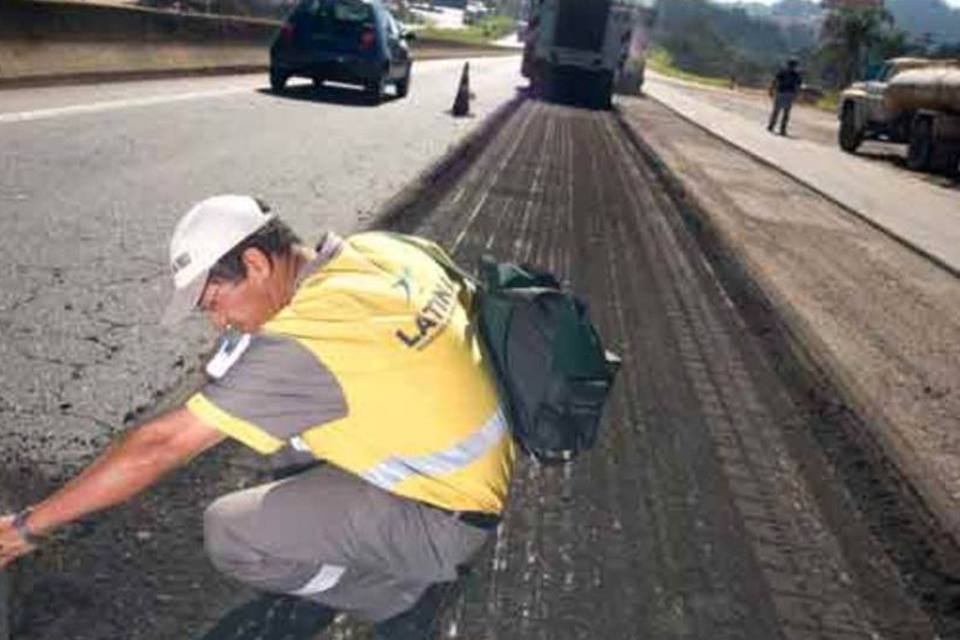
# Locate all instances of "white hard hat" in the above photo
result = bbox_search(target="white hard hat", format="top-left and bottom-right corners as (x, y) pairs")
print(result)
(162, 195), (275, 325)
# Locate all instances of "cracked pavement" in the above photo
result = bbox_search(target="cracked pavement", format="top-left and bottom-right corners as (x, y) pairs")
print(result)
(0, 56), (523, 480)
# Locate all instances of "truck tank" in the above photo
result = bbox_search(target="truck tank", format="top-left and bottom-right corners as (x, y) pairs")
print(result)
(885, 62), (960, 116)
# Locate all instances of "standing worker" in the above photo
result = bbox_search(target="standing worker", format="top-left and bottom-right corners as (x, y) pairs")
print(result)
(0, 195), (515, 639)
(767, 58), (803, 136)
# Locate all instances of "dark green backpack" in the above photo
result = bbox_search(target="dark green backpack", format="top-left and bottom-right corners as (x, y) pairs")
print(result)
(473, 258), (621, 463)
(396, 235), (621, 463)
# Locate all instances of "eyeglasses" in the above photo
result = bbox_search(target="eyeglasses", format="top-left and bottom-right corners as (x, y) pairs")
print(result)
(198, 277), (231, 313)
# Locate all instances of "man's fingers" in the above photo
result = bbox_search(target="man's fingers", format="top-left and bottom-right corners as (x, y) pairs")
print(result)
(0, 526), (36, 569)
(0, 544), (33, 569)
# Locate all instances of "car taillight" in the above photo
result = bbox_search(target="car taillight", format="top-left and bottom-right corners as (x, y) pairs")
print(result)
(280, 22), (295, 45)
(360, 28), (376, 49)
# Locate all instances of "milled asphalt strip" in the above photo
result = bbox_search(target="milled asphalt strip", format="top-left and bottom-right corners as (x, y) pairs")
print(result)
(0, 86), (256, 124)
(642, 77), (960, 280)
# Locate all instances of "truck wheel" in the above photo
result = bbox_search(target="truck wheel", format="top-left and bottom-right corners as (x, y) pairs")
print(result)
(838, 104), (862, 153)
(931, 148), (960, 177)
(906, 118), (934, 172)
(530, 76), (543, 97)
(601, 87), (613, 110)
(947, 151), (960, 177)
(592, 72), (614, 110)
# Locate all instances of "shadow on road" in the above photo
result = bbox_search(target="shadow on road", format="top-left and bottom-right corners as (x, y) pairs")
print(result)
(257, 83), (401, 108)
(855, 144), (959, 190)
(192, 594), (336, 640)
(524, 86), (614, 112)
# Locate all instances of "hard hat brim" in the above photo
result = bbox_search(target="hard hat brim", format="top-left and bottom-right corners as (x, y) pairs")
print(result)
(161, 268), (209, 326)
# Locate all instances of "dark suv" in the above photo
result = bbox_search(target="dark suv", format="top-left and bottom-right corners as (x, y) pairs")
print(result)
(269, 0), (414, 102)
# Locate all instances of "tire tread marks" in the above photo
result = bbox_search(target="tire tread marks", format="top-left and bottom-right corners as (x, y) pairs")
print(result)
(405, 101), (930, 640)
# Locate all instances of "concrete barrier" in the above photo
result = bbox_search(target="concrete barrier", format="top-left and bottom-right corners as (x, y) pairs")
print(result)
(0, 1), (514, 86)
(0, 0), (276, 83)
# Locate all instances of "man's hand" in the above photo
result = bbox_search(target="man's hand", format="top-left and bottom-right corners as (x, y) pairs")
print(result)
(0, 407), (226, 569)
(0, 513), (36, 569)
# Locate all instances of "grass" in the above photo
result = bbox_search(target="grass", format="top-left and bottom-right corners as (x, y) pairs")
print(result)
(394, 8), (427, 25)
(648, 46), (841, 115)
(814, 90), (840, 113)
(646, 48), (733, 89)
(418, 14), (515, 45)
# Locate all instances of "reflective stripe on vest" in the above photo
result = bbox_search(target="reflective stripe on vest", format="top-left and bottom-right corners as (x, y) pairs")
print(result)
(355, 408), (507, 492)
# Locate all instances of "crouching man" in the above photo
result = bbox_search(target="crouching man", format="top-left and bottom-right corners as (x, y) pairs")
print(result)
(0, 195), (514, 639)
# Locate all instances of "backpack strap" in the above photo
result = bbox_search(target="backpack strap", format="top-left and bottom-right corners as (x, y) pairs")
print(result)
(383, 232), (482, 289)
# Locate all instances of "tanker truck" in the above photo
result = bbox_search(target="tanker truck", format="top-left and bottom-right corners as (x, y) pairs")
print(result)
(838, 57), (960, 175)
(520, 0), (655, 109)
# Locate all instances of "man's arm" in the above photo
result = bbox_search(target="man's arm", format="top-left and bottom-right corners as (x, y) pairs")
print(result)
(0, 407), (226, 568)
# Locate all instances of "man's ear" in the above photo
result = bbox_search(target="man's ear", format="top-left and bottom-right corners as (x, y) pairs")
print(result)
(241, 247), (272, 283)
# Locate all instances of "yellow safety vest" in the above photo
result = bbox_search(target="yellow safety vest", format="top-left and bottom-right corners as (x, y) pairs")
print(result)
(190, 232), (515, 513)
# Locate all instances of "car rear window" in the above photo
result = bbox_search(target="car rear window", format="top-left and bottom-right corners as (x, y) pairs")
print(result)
(311, 0), (375, 34)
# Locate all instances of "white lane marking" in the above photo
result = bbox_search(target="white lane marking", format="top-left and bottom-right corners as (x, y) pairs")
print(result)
(0, 86), (255, 124)
(0, 57), (518, 126)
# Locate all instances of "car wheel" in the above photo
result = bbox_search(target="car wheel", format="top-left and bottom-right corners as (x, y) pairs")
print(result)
(906, 118), (934, 172)
(270, 68), (289, 93)
(838, 103), (863, 153)
(396, 69), (411, 98)
(365, 76), (385, 104)
(931, 147), (960, 176)
(947, 150), (960, 177)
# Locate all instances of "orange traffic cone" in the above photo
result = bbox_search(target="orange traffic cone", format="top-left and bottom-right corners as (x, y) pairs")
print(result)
(452, 62), (471, 117)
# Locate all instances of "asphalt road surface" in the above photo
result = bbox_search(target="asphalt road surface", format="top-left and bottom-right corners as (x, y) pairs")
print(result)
(0, 57), (523, 476)
(392, 98), (941, 640)
(1, 65), (952, 638)
(0, 57), (522, 638)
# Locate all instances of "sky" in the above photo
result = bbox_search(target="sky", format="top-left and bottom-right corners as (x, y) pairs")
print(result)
(711, 0), (960, 5)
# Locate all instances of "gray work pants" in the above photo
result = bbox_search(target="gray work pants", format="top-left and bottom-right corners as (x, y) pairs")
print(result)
(203, 464), (491, 622)
(768, 91), (796, 133)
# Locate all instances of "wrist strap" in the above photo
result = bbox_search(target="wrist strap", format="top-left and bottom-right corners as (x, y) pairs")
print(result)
(12, 507), (40, 545)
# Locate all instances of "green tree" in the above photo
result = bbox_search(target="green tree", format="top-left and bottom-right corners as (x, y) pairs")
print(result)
(651, 0), (808, 88)
(875, 27), (923, 61)
(819, 6), (895, 86)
